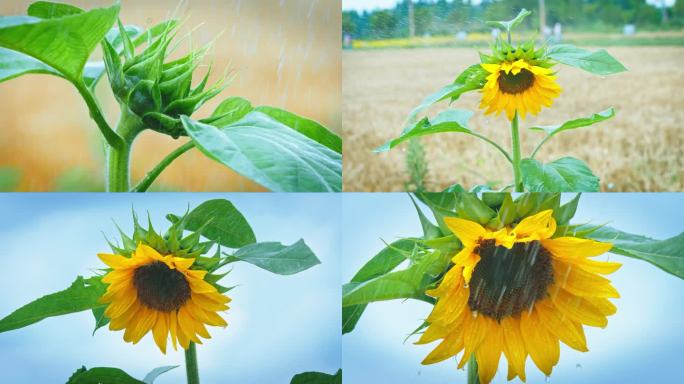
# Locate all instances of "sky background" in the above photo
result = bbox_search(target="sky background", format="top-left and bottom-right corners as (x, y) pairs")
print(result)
(342, 193), (684, 384)
(342, 0), (676, 12)
(0, 193), (341, 384)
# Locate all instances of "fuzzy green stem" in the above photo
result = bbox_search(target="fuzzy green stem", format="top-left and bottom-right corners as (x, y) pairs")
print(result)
(511, 112), (523, 192)
(74, 80), (124, 150)
(467, 354), (480, 384)
(132, 141), (195, 192)
(107, 109), (143, 192)
(185, 342), (200, 384)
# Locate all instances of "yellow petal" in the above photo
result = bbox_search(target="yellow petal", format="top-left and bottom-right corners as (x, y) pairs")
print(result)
(458, 315), (490, 369)
(553, 260), (620, 298)
(520, 309), (559, 376)
(513, 210), (556, 240)
(542, 237), (612, 259)
(501, 317), (527, 382)
(551, 288), (608, 327)
(98, 253), (135, 269)
(445, 217), (486, 246)
(421, 333), (464, 364)
(481, 63), (501, 73)
(536, 301), (588, 352)
(476, 325), (503, 384)
(152, 313), (169, 354)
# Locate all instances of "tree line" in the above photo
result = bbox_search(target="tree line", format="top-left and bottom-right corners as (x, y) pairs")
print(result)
(343, 0), (684, 40)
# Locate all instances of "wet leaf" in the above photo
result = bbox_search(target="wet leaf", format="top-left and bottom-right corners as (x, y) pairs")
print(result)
(67, 366), (143, 384)
(521, 157), (600, 192)
(376, 109), (474, 152)
(169, 199), (256, 249)
(580, 226), (684, 280)
(0, 3), (120, 82)
(486, 8), (532, 32)
(0, 276), (106, 333)
(142, 366), (178, 384)
(529, 108), (615, 137)
(404, 64), (487, 124)
(547, 44), (627, 75)
(226, 240), (320, 275)
(342, 250), (448, 307)
(290, 369), (342, 384)
(181, 112), (342, 192)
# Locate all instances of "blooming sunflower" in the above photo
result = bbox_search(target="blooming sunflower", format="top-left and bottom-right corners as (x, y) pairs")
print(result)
(416, 210), (620, 383)
(479, 42), (561, 120)
(98, 243), (230, 353)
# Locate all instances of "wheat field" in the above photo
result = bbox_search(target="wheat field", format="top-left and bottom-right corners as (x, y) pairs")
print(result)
(342, 46), (684, 192)
(0, 0), (340, 191)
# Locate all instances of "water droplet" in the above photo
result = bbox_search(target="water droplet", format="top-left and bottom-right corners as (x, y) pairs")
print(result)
(472, 310), (479, 318)
(576, 363), (582, 369)
(463, 283), (469, 289)
(545, 376), (551, 383)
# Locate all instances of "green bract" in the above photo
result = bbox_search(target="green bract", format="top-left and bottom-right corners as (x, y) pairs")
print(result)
(0, 1), (342, 192)
(342, 192), (684, 335)
(378, 9), (626, 192)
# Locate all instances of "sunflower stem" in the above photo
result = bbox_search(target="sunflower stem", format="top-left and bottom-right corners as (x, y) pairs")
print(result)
(467, 354), (480, 384)
(106, 108), (143, 192)
(185, 342), (200, 384)
(510, 112), (523, 192)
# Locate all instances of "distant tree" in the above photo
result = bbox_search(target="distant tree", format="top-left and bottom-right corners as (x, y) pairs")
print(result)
(342, 11), (357, 36)
(369, 10), (398, 39)
(414, 4), (434, 35)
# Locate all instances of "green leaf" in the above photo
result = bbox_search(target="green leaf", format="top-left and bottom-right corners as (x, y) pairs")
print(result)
(553, 193), (581, 226)
(0, 276), (106, 333)
(376, 109), (473, 152)
(581, 226), (684, 280)
(409, 195), (441, 240)
(0, 167), (21, 191)
(0, 46), (61, 82)
(67, 366), (143, 384)
(181, 112), (342, 192)
(351, 239), (417, 283)
(342, 250), (448, 307)
(142, 366), (178, 384)
(521, 157), (600, 192)
(206, 96), (254, 126)
(177, 199), (255, 248)
(0, 3), (120, 81)
(546, 44), (627, 75)
(343, 239), (418, 333)
(404, 64), (487, 124)
(342, 303), (367, 334)
(91, 306), (109, 335)
(486, 8), (532, 32)
(28, 1), (84, 18)
(227, 240), (320, 275)
(206, 98), (342, 154)
(254, 106), (342, 154)
(290, 369), (342, 384)
(529, 108), (615, 136)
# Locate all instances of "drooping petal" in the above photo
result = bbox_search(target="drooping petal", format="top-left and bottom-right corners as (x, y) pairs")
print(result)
(444, 217), (486, 247)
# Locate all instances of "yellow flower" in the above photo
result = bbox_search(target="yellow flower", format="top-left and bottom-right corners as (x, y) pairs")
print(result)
(98, 243), (230, 353)
(417, 210), (620, 383)
(480, 59), (561, 120)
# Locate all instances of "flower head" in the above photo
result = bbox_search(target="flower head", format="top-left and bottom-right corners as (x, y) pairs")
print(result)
(479, 41), (561, 120)
(97, 212), (231, 353)
(103, 20), (228, 138)
(417, 209), (620, 383)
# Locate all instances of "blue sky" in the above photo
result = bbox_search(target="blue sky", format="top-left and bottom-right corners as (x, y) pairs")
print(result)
(0, 193), (341, 384)
(342, 193), (684, 384)
(343, 0), (676, 12)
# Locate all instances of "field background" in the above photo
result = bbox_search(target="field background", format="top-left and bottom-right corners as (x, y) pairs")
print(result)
(342, 45), (684, 191)
(0, 0), (341, 191)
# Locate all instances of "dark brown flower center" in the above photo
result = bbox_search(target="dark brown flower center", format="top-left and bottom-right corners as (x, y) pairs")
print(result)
(467, 239), (553, 321)
(133, 261), (191, 312)
(497, 68), (535, 94)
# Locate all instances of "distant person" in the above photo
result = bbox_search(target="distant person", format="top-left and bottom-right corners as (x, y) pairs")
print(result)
(553, 22), (562, 42)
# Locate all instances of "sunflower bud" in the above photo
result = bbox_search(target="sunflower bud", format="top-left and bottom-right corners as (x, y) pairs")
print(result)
(103, 20), (226, 138)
